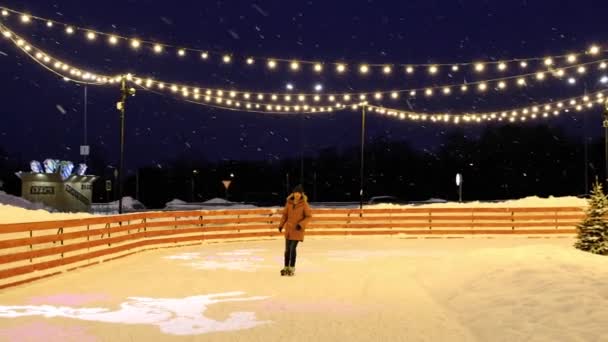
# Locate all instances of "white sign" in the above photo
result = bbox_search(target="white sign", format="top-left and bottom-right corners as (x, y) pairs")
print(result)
(222, 180), (232, 189)
(80, 145), (90, 156)
(456, 173), (462, 186)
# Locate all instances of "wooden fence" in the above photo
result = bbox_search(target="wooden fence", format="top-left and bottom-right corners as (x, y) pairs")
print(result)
(0, 206), (585, 289)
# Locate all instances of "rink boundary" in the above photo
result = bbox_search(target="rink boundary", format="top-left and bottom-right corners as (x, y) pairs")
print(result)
(0, 206), (584, 289)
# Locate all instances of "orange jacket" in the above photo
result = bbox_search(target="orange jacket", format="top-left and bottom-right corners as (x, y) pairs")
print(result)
(279, 194), (313, 241)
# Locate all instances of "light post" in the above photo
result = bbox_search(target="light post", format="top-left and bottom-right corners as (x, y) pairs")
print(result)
(456, 173), (463, 202)
(191, 169), (199, 202)
(359, 104), (367, 213)
(115, 76), (136, 214)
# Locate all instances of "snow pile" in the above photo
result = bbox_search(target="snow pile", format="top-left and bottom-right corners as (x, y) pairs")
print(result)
(164, 198), (258, 211)
(369, 195), (587, 209)
(0, 191), (50, 211)
(0, 204), (92, 224)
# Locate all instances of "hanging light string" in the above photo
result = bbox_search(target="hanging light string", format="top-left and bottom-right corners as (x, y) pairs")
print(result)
(362, 90), (607, 124)
(2, 20), (606, 123)
(1, 5), (604, 78)
(2, 18), (607, 103)
(0, 23), (343, 114)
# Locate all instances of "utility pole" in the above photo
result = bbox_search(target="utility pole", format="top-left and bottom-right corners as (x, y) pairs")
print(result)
(116, 76), (135, 214)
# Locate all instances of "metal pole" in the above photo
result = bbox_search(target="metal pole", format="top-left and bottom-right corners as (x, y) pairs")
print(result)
(604, 100), (608, 188)
(300, 114), (305, 185)
(118, 78), (128, 214)
(359, 105), (366, 213)
(84, 85), (88, 164)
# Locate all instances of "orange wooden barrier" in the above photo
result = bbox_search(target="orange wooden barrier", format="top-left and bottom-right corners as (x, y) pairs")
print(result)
(0, 206), (585, 289)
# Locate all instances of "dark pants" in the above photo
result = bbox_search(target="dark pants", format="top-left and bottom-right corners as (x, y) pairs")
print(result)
(284, 239), (299, 267)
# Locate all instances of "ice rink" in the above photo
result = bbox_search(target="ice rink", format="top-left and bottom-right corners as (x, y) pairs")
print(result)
(0, 235), (606, 341)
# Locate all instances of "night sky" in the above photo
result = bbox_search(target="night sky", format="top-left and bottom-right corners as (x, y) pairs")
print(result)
(1, 0), (608, 173)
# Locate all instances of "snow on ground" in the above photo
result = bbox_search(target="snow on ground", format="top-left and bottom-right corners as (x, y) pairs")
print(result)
(370, 195), (587, 208)
(0, 236), (605, 341)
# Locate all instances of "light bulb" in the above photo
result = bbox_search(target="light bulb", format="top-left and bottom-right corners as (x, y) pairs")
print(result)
(578, 66), (586, 74)
(461, 85), (468, 92)
(178, 49), (186, 56)
(66, 26), (74, 35)
(406, 66), (414, 74)
(474, 63), (485, 72)
(336, 64), (346, 73)
(544, 58), (553, 66)
(21, 14), (30, 23)
(425, 89), (433, 96)
(314, 63), (323, 72)
(201, 52), (209, 59)
(601, 62), (607, 69)
(517, 78), (526, 86)
(520, 61), (528, 68)
(290, 61), (300, 71)
(46, 21), (53, 28)
(267, 59), (277, 69)
(154, 44), (163, 53)
(391, 92), (399, 99)
(359, 64), (369, 74)
(383, 65), (392, 74)
(108, 36), (118, 45)
(442, 87), (451, 95)
(1, 10), (8, 16)
(86, 32), (96, 40)
(567, 54), (577, 63)
(429, 65), (438, 74)
(343, 94), (351, 101)
(536, 72), (546, 80)
(498, 62), (507, 71)
(589, 45), (600, 55)
(131, 39), (141, 49)
(452, 65), (459, 71)
(498, 81), (506, 89)
(223, 55), (231, 63)
(246, 57), (254, 65)
(478, 83), (487, 91)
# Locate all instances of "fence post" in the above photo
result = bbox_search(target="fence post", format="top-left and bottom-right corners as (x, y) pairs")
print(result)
(511, 209), (515, 231)
(29, 229), (33, 263)
(428, 209), (432, 231)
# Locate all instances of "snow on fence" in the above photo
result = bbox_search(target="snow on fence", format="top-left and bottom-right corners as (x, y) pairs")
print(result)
(0, 206), (584, 289)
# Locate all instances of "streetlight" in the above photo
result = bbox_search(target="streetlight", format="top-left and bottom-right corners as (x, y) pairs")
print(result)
(116, 76), (136, 214)
(191, 169), (199, 202)
(359, 103), (367, 214)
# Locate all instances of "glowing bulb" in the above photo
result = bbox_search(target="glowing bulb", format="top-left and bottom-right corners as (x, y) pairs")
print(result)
(178, 49), (186, 56)
(314, 84), (323, 92)
(223, 55), (231, 63)
(452, 65), (459, 71)
(244, 93), (251, 99)
(16, 39), (24, 46)
(201, 52), (209, 59)
(461, 85), (468, 92)
(336, 64), (346, 73)
(86, 31), (96, 40)
(46, 21), (53, 28)
(442, 87), (451, 95)
(474, 63), (485, 72)
(567, 54), (577, 63)
(298, 95), (305, 101)
(267, 59), (277, 69)
(383, 65), (392, 74)
(314, 95), (321, 102)
(246, 57), (254, 65)
(290, 61), (300, 71)
(498, 62), (507, 71)
(66, 26), (74, 34)
(359, 94), (367, 100)
(578, 66), (586, 74)
(43, 56), (50, 62)
(601, 62), (607, 69)
(520, 61), (528, 68)
(344, 94), (351, 101)
(589, 45), (600, 55)
(406, 66), (414, 74)
(544, 58), (553, 66)
(391, 92), (399, 99)
(108, 36), (118, 45)
(314, 63), (323, 72)
(21, 15), (30, 23)
(498, 81), (506, 89)
(328, 95), (335, 102)
(536, 72), (546, 80)
(429, 65), (438, 74)
(409, 90), (416, 96)
(2, 31), (11, 38)
(517, 78), (526, 86)
(257, 94), (264, 100)
(131, 39), (141, 49)
(359, 64), (369, 74)
(425, 89), (433, 96)
(154, 44), (163, 53)
(230, 91), (237, 98)
(1, 10), (8, 16)
(555, 69), (565, 77)
(478, 83), (488, 91)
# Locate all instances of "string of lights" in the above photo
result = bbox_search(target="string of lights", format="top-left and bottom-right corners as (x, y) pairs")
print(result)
(362, 91), (607, 124)
(0, 23), (343, 114)
(3, 19), (606, 124)
(1, 5), (604, 79)
(2, 16), (607, 104)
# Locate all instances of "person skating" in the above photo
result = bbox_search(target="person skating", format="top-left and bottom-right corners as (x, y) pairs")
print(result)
(278, 184), (312, 276)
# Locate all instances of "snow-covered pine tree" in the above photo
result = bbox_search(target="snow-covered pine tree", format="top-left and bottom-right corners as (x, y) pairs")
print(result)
(575, 180), (608, 254)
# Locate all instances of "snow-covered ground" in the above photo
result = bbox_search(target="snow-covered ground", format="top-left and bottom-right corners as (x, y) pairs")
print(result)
(0, 236), (604, 341)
